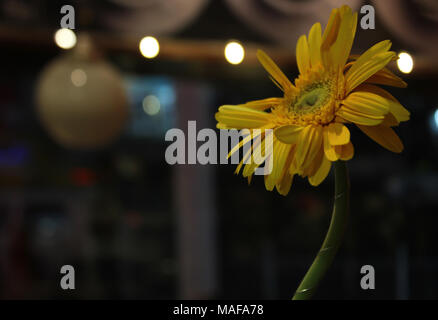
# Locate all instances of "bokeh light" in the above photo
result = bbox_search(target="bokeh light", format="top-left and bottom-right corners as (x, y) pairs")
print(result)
(434, 109), (438, 127)
(139, 36), (160, 59)
(224, 41), (245, 65)
(397, 52), (414, 74)
(433, 109), (438, 131)
(142, 95), (161, 115)
(70, 69), (87, 87)
(54, 28), (77, 49)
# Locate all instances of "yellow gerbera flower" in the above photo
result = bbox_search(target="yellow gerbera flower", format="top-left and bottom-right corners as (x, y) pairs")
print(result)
(215, 5), (410, 196)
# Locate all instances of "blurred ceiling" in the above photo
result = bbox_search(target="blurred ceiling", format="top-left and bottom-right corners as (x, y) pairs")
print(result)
(1, 0), (438, 73)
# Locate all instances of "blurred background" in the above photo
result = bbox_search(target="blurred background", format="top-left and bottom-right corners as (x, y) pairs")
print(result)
(0, 0), (437, 300)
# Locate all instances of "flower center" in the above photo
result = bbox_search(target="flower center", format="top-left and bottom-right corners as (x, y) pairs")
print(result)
(291, 84), (331, 114)
(278, 78), (338, 126)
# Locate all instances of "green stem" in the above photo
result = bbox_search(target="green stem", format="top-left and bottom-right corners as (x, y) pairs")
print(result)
(292, 160), (350, 300)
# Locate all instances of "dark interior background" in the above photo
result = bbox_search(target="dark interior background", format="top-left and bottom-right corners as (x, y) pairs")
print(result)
(0, 0), (437, 299)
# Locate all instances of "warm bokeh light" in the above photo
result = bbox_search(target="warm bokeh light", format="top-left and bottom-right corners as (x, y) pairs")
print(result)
(70, 69), (87, 87)
(54, 28), (77, 49)
(142, 95), (161, 115)
(139, 36), (160, 59)
(397, 52), (414, 74)
(224, 41), (245, 65)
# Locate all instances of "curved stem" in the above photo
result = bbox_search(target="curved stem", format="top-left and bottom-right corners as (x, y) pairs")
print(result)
(292, 160), (350, 300)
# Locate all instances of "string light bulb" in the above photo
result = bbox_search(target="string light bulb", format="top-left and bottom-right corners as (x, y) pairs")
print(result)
(54, 28), (77, 49)
(139, 36), (160, 59)
(224, 41), (245, 65)
(397, 52), (413, 74)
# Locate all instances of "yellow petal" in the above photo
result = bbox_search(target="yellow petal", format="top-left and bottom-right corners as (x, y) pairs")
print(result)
(256, 50), (296, 94)
(381, 113), (399, 127)
(239, 97), (283, 111)
(337, 108), (384, 125)
(321, 8), (340, 49)
(345, 39), (394, 92)
(308, 155), (332, 186)
(295, 125), (323, 168)
(347, 52), (395, 93)
(216, 123), (228, 129)
(275, 143), (296, 195)
(296, 35), (311, 75)
(242, 158), (260, 178)
(242, 136), (263, 177)
(236, 130), (267, 174)
(354, 84), (410, 122)
(250, 130), (274, 166)
(327, 123), (350, 146)
(357, 124), (404, 153)
(287, 146), (298, 175)
(323, 127), (341, 161)
(347, 54), (361, 61)
(227, 129), (263, 159)
(303, 146), (324, 177)
(274, 125), (303, 144)
(308, 23), (322, 68)
(366, 67), (407, 88)
(241, 130), (275, 177)
(342, 91), (389, 115)
(216, 105), (272, 129)
(329, 7), (357, 68)
(276, 172), (294, 196)
(235, 142), (253, 174)
(265, 141), (291, 191)
(321, 8), (341, 67)
(340, 91), (390, 125)
(335, 141), (354, 161)
(346, 40), (391, 79)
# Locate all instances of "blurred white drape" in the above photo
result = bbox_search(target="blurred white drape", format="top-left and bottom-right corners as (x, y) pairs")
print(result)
(224, 0), (362, 48)
(101, 0), (209, 35)
(372, 0), (438, 53)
